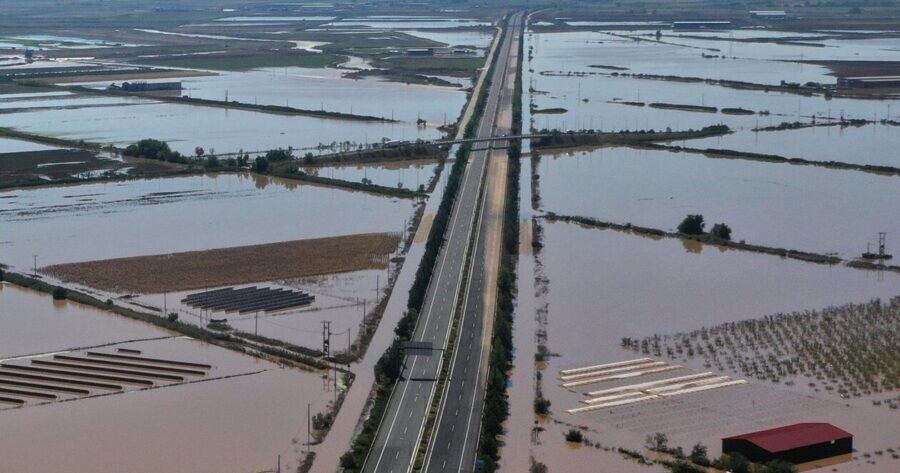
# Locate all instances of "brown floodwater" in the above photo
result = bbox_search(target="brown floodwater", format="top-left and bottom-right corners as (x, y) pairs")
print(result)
(535, 146), (900, 257)
(0, 283), (167, 359)
(507, 218), (900, 472)
(0, 173), (414, 273)
(0, 285), (333, 473)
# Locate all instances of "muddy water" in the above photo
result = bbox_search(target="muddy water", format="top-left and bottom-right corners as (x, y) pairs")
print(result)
(688, 124), (900, 168)
(0, 93), (139, 111)
(303, 159), (439, 190)
(0, 138), (57, 154)
(135, 266), (396, 352)
(0, 283), (168, 359)
(536, 147), (900, 257)
(0, 330), (332, 473)
(524, 31), (900, 134)
(0, 173), (413, 272)
(0, 93), (442, 155)
(324, 18), (491, 29)
(402, 29), (494, 49)
(104, 67), (470, 124)
(537, 221), (899, 369)
(527, 31), (833, 86)
(517, 220), (900, 472)
(660, 32), (900, 62)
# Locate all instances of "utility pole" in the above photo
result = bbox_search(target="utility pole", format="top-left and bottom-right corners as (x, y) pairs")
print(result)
(32, 254), (37, 277)
(255, 311), (259, 336)
(322, 321), (332, 357)
(307, 403), (311, 452)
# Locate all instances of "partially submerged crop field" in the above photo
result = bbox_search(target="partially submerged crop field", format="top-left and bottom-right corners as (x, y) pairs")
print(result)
(45, 232), (401, 293)
(506, 7), (900, 473)
(0, 3), (494, 471)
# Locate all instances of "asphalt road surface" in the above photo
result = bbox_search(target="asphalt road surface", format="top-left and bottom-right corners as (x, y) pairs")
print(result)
(362, 12), (523, 473)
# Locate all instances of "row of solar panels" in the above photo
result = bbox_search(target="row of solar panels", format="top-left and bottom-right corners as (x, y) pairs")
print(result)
(182, 286), (315, 314)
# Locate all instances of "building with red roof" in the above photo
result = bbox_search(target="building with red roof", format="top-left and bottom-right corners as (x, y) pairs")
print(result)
(722, 423), (853, 464)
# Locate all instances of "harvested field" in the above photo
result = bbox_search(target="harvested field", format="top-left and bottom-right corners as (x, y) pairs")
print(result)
(44, 232), (401, 293)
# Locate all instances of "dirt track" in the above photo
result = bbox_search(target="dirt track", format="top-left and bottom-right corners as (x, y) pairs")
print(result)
(44, 233), (400, 294)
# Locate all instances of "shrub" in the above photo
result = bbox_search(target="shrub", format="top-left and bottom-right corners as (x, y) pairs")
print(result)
(52, 286), (67, 300)
(714, 453), (751, 473)
(689, 443), (710, 466)
(167, 312), (179, 323)
(534, 397), (551, 415)
(670, 460), (705, 473)
(710, 223), (732, 241)
(763, 460), (798, 473)
(677, 214), (705, 235)
(646, 432), (670, 452)
(564, 429), (584, 442)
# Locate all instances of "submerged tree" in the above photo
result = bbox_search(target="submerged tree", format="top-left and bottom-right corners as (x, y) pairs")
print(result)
(710, 223), (732, 241)
(677, 214), (705, 235)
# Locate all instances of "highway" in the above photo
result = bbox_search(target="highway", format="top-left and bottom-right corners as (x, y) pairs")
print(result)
(362, 12), (522, 473)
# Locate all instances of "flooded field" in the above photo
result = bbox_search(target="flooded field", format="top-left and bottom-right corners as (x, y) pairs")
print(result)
(303, 159), (439, 190)
(0, 284), (331, 473)
(515, 219), (900, 472)
(0, 92), (442, 155)
(403, 29), (494, 49)
(0, 283), (167, 358)
(686, 124), (900, 168)
(535, 147), (900, 256)
(0, 137), (56, 154)
(164, 67), (468, 124)
(0, 173), (413, 272)
(527, 31), (835, 86)
(323, 18), (491, 29)
(524, 31), (900, 134)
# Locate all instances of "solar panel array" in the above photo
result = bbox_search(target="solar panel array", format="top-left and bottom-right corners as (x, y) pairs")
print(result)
(181, 286), (314, 314)
(0, 348), (211, 408)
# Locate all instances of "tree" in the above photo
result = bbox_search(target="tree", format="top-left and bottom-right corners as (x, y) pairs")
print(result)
(124, 138), (182, 162)
(265, 148), (293, 162)
(710, 223), (732, 240)
(646, 432), (669, 451)
(194, 146), (205, 157)
(167, 312), (179, 323)
(677, 214), (705, 235)
(303, 152), (315, 165)
(254, 156), (269, 173)
(689, 443), (710, 466)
